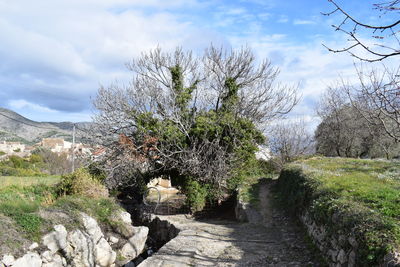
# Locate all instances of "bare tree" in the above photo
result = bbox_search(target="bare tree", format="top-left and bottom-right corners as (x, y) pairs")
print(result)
(93, 45), (298, 191)
(346, 65), (400, 142)
(316, 77), (400, 159)
(323, 0), (400, 62)
(268, 118), (314, 169)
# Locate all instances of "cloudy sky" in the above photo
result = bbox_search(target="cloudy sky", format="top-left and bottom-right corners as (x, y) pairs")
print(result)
(0, 0), (394, 126)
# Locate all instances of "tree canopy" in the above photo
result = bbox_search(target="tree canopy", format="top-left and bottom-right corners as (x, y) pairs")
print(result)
(93, 45), (298, 208)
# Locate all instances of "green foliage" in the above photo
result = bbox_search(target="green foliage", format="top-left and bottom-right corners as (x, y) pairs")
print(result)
(182, 179), (208, 213)
(87, 162), (107, 182)
(56, 168), (108, 198)
(0, 151), (5, 156)
(0, 155), (46, 176)
(276, 157), (400, 265)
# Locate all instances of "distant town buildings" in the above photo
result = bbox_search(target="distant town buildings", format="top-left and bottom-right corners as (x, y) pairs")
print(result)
(0, 138), (92, 159)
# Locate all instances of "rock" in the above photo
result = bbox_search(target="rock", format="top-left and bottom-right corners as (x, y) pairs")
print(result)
(116, 211), (132, 225)
(29, 242), (39, 251)
(337, 249), (347, 264)
(348, 237), (358, 248)
(13, 252), (42, 267)
(42, 253), (66, 267)
(348, 250), (356, 267)
(42, 225), (68, 253)
(0, 261), (4, 267)
(41, 251), (53, 263)
(2, 254), (15, 266)
(120, 226), (149, 259)
(95, 238), (116, 267)
(112, 211), (135, 238)
(108, 235), (119, 245)
(81, 213), (103, 243)
(66, 229), (95, 267)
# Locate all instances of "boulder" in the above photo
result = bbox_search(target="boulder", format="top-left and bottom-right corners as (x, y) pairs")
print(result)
(41, 251), (66, 267)
(66, 229), (95, 267)
(112, 211), (135, 238)
(12, 252), (42, 267)
(95, 238), (116, 267)
(81, 213), (103, 243)
(42, 225), (68, 253)
(120, 226), (149, 259)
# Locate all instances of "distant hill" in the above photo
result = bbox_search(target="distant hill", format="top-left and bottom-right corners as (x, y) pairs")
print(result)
(0, 108), (92, 145)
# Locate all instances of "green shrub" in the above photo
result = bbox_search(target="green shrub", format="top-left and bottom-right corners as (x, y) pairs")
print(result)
(56, 168), (108, 198)
(183, 179), (208, 213)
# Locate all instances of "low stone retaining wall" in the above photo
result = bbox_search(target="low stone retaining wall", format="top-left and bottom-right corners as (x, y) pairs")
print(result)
(277, 166), (400, 266)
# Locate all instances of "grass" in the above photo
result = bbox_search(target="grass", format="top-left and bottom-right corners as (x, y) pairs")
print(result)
(296, 157), (400, 219)
(0, 169), (122, 252)
(277, 156), (400, 265)
(0, 175), (61, 189)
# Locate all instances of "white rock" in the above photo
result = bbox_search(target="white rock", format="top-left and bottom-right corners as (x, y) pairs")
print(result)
(108, 235), (119, 245)
(95, 238), (116, 267)
(117, 211), (132, 225)
(29, 242), (39, 251)
(2, 254), (15, 266)
(42, 225), (68, 253)
(66, 229), (95, 267)
(41, 250), (53, 263)
(13, 252), (42, 267)
(41, 253), (66, 267)
(0, 261), (4, 267)
(81, 213), (103, 243)
(120, 226), (149, 259)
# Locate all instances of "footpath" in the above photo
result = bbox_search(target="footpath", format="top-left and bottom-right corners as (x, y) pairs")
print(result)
(138, 180), (324, 267)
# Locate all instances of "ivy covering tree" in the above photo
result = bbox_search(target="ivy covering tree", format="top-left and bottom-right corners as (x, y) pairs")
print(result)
(93, 46), (298, 211)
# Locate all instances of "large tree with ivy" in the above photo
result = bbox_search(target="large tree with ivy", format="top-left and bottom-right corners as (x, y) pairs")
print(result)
(93, 46), (298, 208)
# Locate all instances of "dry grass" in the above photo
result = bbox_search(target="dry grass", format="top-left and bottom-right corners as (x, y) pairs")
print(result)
(0, 175), (60, 189)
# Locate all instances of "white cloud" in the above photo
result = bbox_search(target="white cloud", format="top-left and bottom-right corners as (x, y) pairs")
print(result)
(293, 19), (316, 25)
(8, 100), (56, 113)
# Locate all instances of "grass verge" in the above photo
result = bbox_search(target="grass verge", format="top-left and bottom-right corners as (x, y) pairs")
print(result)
(276, 157), (400, 266)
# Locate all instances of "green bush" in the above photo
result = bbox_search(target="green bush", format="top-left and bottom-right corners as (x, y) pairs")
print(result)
(182, 179), (208, 213)
(56, 168), (108, 198)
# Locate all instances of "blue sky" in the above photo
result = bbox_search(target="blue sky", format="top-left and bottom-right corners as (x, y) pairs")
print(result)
(0, 0), (394, 127)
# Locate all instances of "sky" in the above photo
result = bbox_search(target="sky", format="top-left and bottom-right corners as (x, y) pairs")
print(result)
(0, 0), (396, 128)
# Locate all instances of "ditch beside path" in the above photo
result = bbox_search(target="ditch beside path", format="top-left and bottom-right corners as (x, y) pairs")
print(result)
(139, 180), (324, 267)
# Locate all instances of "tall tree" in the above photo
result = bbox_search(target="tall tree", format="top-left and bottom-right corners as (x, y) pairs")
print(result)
(93, 46), (298, 199)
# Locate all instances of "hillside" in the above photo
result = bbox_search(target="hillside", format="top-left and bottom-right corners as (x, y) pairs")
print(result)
(0, 108), (91, 144)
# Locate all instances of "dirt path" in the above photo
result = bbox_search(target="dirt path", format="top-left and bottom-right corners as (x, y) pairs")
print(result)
(138, 180), (323, 267)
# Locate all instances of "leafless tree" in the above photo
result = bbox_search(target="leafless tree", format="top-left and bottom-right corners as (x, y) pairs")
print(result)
(268, 118), (314, 169)
(345, 65), (400, 142)
(323, 0), (400, 62)
(316, 79), (400, 158)
(93, 45), (298, 190)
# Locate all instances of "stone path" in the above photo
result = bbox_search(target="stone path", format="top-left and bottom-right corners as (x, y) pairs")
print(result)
(138, 180), (324, 267)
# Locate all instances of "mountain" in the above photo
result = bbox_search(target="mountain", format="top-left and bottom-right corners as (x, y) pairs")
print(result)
(0, 108), (91, 145)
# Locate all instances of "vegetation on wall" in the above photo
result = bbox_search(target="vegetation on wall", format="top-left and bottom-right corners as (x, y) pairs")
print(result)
(276, 157), (400, 265)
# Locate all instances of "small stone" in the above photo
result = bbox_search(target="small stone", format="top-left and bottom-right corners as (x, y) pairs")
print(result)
(337, 249), (347, 264)
(13, 252), (42, 267)
(348, 237), (358, 248)
(2, 254), (15, 266)
(348, 250), (356, 267)
(108, 235), (119, 245)
(29, 242), (39, 251)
